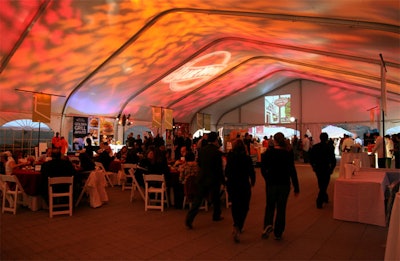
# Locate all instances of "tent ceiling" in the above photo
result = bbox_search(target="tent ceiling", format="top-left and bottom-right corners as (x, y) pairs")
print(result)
(1, 0), (399, 125)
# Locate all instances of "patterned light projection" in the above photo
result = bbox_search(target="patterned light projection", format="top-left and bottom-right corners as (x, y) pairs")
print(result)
(163, 51), (231, 91)
(0, 0), (399, 125)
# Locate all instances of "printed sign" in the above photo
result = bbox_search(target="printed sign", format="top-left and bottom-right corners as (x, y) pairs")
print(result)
(73, 117), (88, 137)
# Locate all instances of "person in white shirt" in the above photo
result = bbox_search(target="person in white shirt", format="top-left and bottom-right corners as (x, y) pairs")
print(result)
(341, 135), (354, 152)
(372, 133), (385, 168)
(302, 134), (311, 163)
(354, 136), (363, 146)
(4, 151), (28, 175)
(385, 135), (394, 168)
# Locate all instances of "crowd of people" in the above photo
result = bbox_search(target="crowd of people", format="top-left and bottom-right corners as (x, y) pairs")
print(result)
(335, 132), (400, 169)
(1, 127), (399, 245)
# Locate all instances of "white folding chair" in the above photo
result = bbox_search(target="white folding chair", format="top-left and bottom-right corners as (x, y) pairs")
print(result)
(120, 163), (137, 191)
(0, 174), (25, 215)
(129, 168), (145, 202)
(48, 176), (74, 218)
(95, 162), (115, 187)
(143, 174), (169, 211)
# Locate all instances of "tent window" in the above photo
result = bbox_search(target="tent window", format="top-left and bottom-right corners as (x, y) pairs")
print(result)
(0, 119), (53, 156)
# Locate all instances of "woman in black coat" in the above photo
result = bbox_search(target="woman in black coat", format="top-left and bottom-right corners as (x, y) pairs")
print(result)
(225, 139), (256, 243)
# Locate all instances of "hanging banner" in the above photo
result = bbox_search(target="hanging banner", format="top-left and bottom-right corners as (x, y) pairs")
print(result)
(73, 117), (88, 138)
(152, 107), (162, 128)
(196, 113), (203, 129)
(370, 108), (375, 124)
(204, 114), (211, 130)
(164, 108), (173, 130)
(32, 93), (51, 123)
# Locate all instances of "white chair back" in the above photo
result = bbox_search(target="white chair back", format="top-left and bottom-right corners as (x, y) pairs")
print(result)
(129, 168), (145, 202)
(94, 162), (115, 187)
(120, 163), (137, 191)
(143, 174), (169, 211)
(48, 176), (74, 218)
(0, 174), (24, 215)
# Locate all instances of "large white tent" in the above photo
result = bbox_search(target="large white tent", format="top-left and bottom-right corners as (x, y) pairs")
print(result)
(0, 0), (399, 139)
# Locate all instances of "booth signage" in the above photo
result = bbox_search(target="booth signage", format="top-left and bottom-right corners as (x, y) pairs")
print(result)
(73, 117), (88, 137)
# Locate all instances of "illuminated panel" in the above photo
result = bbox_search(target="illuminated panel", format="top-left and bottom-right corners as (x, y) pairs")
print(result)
(264, 94), (291, 124)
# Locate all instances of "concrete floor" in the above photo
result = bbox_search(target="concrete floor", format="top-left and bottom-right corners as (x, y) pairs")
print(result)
(0, 164), (388, 260)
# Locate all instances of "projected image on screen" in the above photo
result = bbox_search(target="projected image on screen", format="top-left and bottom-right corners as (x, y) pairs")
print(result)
(265, 94), (291, 124)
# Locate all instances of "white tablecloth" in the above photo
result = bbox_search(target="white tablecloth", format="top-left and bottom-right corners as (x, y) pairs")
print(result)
(339, 152), (371, 178)
(385, 192), (400, 260)
(334, 171), (389, 227)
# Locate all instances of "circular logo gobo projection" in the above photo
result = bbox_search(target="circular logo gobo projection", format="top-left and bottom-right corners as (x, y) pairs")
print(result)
(162, 51), (231, 92)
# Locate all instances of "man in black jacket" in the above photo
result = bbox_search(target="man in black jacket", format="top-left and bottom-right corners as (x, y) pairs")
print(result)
(40, 148), (77, 204)
(309, 132), (336, 209)
(185, 132), (225, 229)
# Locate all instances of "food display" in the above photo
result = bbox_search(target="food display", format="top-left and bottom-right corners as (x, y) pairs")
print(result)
(101, 119), (114, 136)
(88, 117), (100, 144)
(89, 118), (99, 127)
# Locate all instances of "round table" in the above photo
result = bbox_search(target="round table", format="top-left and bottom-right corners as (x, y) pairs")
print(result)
(12, 168), (42, 196)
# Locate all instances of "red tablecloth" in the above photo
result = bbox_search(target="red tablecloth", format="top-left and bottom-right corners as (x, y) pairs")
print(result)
(12, 169), (42, 196)
(109, 160), (122, 173)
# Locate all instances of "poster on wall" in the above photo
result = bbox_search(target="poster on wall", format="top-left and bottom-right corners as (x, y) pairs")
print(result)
(100, 118), (114, 142)
(88, 117), (100, 145)
(73, 117), (88, 151)
(73, 117), (88, 137)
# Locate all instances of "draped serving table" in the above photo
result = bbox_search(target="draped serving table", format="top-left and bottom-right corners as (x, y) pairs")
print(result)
(334, 171), (389, 226)
(334, 169), (400, 227)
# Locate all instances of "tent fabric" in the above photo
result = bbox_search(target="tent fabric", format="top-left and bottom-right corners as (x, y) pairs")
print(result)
(322, 125), (354, 139)
(0, 1), (399, 128)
